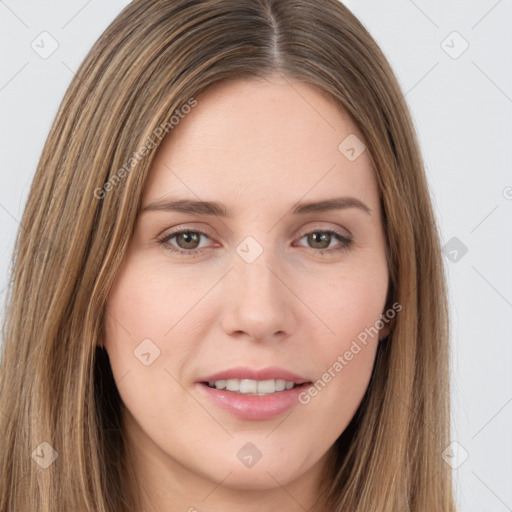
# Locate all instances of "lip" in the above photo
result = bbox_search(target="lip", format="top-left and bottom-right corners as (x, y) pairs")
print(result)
(196, 366), (313, 421)
(198, 366), (310, 385)
(196, 381), (312, 421)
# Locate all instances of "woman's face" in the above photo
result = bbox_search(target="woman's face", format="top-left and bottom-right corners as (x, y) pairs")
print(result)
(104, 74), (390, 508)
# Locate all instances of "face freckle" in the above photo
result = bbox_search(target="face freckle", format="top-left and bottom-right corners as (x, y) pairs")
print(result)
(103, 73), (390, 505)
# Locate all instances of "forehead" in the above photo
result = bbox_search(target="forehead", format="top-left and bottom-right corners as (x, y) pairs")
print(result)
(143, 75), (379, 212)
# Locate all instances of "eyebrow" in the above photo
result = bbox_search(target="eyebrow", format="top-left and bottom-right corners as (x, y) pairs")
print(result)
(142, 196), (372, 217)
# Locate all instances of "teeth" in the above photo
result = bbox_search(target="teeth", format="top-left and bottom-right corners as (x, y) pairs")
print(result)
(240, 379), (257, 393)
(206, 378), (299, 395)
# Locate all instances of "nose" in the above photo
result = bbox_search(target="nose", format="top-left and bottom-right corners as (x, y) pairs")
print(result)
(220, 246), (298, 344)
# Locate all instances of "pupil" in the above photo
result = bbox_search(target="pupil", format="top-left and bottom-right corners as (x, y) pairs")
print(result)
(310, 232), (329, 249)
(179, 232), (198, 249)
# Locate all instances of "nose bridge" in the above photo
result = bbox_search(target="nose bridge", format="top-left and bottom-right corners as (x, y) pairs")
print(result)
(235, 235), (282, 306)
(222, 234), (294, 341)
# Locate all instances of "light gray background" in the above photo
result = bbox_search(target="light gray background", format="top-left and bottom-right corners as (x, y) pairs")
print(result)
(1, 1), (511, 510)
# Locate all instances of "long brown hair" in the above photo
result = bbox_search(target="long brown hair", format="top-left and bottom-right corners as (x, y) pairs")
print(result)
(0, 0), (455, 510)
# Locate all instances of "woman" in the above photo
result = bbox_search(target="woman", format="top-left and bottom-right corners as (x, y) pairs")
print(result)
(0, 0), (455, 510)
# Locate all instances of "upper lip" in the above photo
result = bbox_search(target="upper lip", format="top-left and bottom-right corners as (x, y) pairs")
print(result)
(198, 366), (311, 385)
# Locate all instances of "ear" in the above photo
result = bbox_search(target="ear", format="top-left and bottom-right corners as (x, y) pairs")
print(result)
(97, 324), (107, 349)
(379, 322), (391, 340)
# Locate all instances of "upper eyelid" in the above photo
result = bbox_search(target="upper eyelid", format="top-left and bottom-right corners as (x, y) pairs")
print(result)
(159, 221), (352, 239)
(160, 226), (351, 246)
(158, 221), (352, 238)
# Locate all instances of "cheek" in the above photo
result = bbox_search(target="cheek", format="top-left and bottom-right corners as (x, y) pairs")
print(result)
(296, 261), (388, 419)
(294, 293), (383, 450)
(102, 256), (177, 386)
(104, 254), (206, 347)
(316, 259), (389, 347)
(102, 258), (199, 435)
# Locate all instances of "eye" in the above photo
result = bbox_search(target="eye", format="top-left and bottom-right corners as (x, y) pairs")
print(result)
(295, 228), (353, 254)
(157, 227), (353, 257)
(157, 229), (212, 256)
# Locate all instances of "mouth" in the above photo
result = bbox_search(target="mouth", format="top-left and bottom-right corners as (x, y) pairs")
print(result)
(201, 379), (312, 396)
(197, 378), (314, 421)
(196, 366), (313, 419)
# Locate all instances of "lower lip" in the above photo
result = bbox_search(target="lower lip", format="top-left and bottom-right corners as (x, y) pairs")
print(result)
(196, 382), (311, 421)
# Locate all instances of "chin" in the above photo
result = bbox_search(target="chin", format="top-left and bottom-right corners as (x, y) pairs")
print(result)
(208, 467), (297, 491)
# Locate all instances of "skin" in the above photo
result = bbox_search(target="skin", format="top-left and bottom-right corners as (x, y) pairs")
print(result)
(103, 72), (390, 512)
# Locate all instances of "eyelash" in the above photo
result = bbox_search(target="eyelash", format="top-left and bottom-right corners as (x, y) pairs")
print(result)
(156, 228), (353, 257)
